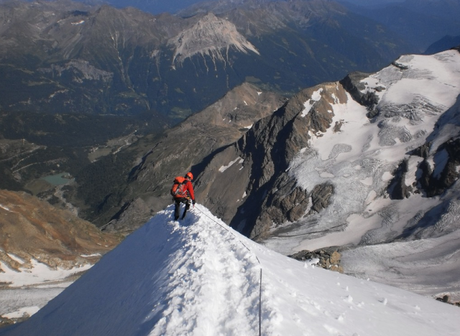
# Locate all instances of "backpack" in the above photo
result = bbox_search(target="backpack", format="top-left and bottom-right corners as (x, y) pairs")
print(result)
(171, 176), (188, 198)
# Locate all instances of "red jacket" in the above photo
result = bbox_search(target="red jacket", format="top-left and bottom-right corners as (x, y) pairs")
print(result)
(182, 179), (195, 201)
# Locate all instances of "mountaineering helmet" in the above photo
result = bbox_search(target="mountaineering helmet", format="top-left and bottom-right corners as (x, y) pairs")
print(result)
(186, 172), (193, 180)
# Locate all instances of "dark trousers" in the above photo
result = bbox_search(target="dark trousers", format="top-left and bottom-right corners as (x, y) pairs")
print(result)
(174, 198), (190, 220)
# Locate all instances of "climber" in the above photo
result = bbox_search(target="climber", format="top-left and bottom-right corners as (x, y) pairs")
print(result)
(171, 172), (196, 220)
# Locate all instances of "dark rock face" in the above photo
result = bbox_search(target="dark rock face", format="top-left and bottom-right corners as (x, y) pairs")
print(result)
(243, 84), (347, 239)
(418, 138), (460, 197)
(340, 72), (381, 118)
(268, 181), (310, 222)
(309, 183), (335, 214)
(95, 83), (286, 232)
(435, 294), (460, 307)
(192, 82), (349, 239)
(386, 95), (460, 201)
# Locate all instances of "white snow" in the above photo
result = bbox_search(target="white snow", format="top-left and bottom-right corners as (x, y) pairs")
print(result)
(80, 253), (102, 258)
(2, 307), (40, 320)
(0, 259), (92, 288)
(1, 205), (458, 336)
(301, 88), (323, 117)
(219, 157), (243, 173)
(0, 286), (67, 323)
(0, 204), (11, 212)
(342, 229), (460, 299)
(405, 156), (424, 186)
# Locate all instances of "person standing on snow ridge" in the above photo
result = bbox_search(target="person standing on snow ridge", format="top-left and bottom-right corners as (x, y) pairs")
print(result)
(172, 172), (196, 220)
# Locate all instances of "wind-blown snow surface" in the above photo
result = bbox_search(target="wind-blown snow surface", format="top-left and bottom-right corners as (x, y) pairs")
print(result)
(263, 50), (460, 299)
(1, 205), (458, 336)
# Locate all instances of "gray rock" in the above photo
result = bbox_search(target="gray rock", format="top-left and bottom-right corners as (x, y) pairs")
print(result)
(289, 248), (343, 273)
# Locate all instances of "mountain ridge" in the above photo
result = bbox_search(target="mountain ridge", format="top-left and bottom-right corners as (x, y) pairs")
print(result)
(88, 82), (286, 233)
(1, 0), (460, 320)
(1, 204), (458, 336)
(95, 47), (460, 300)
(0, 0), (412, 118)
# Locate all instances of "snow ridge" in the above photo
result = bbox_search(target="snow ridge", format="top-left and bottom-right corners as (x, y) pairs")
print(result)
(146, 208), (262, 335)
(1, 206), (265, 335)
(2, 204), (459, 336)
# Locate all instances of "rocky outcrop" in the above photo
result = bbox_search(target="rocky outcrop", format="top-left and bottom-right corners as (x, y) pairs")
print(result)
(435, 294), (460, 307)
(289, 248), (343, 273)
(339, 71), (381, 117)
(390, 137), (460, 200)
(387, 159), (413, 199)
(244, 83), (346, 237)
(417, 138), (460, 197)
(309, 183), (334, 214)
(0, 190), (121, 272)
(193, 82), (348, 239)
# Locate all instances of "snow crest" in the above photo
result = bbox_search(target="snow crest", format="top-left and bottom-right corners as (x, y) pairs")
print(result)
(2, 205), (459, 336)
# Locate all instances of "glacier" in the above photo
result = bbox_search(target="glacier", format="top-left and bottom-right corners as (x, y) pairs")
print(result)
(261, 49), (460, 300)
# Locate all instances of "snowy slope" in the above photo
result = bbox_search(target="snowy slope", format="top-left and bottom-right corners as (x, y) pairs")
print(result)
(1, 205), (458, 336)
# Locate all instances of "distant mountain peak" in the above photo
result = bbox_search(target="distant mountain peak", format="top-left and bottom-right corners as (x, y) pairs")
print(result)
(169, 12), (259, 65)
